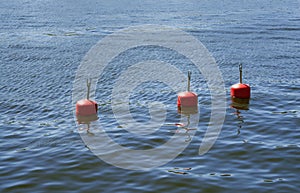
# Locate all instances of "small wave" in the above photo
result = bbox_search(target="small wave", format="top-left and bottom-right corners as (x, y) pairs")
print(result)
(267, 27), (300, 31)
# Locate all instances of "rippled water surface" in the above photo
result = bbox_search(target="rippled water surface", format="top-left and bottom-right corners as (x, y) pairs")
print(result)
(1, 0), (300, 192)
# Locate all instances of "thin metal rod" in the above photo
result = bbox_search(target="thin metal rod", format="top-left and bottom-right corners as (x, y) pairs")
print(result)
(187, 71), (191, 92)
(87, 78), (91, 100)
(239, 64), (242, 84)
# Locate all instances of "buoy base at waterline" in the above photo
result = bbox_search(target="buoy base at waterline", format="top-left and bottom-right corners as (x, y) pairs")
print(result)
(177, 106), (198, 114)
(230, 83), (251, 99)
(231, 97), (250, 110)
(76, 114), (98, 124)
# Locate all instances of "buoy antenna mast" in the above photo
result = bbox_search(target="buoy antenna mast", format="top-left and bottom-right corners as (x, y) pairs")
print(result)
(187, 71), (191, 92)
(86, 78), (91, 100)
(239, 64), (243, 84)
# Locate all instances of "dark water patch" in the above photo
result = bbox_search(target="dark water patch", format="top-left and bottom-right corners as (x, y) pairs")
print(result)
(7, 44), (54, 51)
(3, 53), (51, 62)
(220, 173), (232, 177)
(27, 136), (82, 150)
(267, 36), (300, 41)
(267, 27), (300, 31)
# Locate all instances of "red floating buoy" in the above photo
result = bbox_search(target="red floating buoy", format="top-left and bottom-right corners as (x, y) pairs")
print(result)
(230, 64), (251, 99)
(177, 71), (198, 114)
(76, 99), (98, 116)
(231, 83), (250, 99)
(76, 79), (98, 124)
(177, 91), (198, 107)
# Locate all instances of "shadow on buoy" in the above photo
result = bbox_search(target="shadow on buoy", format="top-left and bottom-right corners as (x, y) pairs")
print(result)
(75, 79), (98, 124)
(231, 97), (250, 110)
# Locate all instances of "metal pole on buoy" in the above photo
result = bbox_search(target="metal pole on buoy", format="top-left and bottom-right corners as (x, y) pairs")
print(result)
(177, 71), (198, 114)
(75, 78), (98, 124)
(239, 64), (242, 84)
(187, 71), (191, 92)
(87, 79), (91, 100)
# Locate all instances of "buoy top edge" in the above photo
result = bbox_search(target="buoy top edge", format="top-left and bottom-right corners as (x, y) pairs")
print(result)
(231, 83), (250, 89)
(178, 91), (198, 97)
(76, 99), (97, 105)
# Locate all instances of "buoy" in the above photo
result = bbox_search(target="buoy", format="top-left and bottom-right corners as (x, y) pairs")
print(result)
(230, 64), (251, 99)
(76, 79), (98, 124)
(177, 71), (198, 114)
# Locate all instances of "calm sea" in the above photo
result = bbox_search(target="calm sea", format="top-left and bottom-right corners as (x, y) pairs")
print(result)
(1, 0), (299, 192)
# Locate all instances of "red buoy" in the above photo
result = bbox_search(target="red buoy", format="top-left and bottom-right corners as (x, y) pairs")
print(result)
(177, 91), (198, 107)
(230, 64), (251, 99)
(231, 83), (250, 99)
(76, 99), (98, 116)
(177, 71), (198, 114)
(76, 79), (98, 123)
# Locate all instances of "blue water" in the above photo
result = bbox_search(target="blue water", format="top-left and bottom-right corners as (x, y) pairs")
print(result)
(1, 0), (299, 192)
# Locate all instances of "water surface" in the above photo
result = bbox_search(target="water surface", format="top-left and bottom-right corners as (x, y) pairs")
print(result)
(0, 0), (299, 192)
